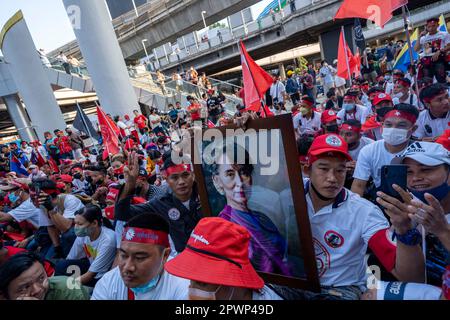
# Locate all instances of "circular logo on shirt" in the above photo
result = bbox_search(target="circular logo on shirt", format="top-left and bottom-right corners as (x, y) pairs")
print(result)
(125, 228), (135, 241)
(168, 208), (181, 221)
(325, 135), (342, 147)
(313, 238), (330, 277)
(327, 110), (335, 116)
(378, 93), (386, 99)
(324, 230), (345, 249)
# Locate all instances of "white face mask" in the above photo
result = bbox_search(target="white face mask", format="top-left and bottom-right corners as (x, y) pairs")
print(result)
(392, 92), (403, 99)
(382, 127), (410, 146)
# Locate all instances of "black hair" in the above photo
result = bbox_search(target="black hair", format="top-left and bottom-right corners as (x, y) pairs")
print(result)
(148, 149), (162, 161)
(125, 213), (170, 235)
(113, 115), (120, 122)
(326, 90), (336, 99)
(394, 103), (420, 120)
(419, 83), (448, 104)
(85, 165), (107, 175)
(342, 119), (362, 129)
(0, 252), (43, 299)
(367, 86), (385, 96)
(75, 204), (113, 230)
(418, 77), (434, 90)
(296, 136), (314, 157)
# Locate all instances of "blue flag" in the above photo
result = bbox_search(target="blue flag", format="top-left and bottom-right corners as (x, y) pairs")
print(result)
(9, 153), (28, 176)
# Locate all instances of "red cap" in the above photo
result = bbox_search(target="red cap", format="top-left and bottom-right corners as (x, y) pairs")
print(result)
(58, 174), (73, 184)
(307, 134), (352, 163)
(56, 182), (66, 190)
(321, 110), (338, 124)
(165, 217), (265, 290)
(373, 93), (392, 106)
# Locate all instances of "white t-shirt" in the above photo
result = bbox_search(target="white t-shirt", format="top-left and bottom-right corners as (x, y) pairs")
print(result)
(419, 31), (450, 57)
(91, 266), (189, 300)
(292, 111), (322, 135)
(149, 114), (162, 130)
(67, 227), (117, 279)
(385, 82), (394, 96)
(61, 194), (85, 219)
(413, 110), (449, 139)
(117, 121), (130, 136)
(392, 93), (419, 109)
(353, 140), (408, 187)
(8, 198), (42, 228)
(305, 182), (389, 287)
(252, 286), (283, 300)
(270, 81), (286, 103)
(337, 105), (370, 125)
(348, 137), (375, 161)
(320, 66), (336, 84)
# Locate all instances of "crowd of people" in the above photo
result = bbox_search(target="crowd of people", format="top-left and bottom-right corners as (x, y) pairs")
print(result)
(0, 16), (448, 301)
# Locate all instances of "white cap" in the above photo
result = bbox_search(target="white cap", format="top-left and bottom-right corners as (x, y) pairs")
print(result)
(393, 141), (450, 166)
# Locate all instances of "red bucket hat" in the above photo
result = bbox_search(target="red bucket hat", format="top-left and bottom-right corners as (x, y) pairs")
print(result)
(164, 217), (264, 290)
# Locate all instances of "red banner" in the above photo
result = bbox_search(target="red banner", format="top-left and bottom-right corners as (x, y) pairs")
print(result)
(97, 106), (120, 159)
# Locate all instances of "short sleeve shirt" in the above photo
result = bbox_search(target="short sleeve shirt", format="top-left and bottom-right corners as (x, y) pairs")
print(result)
(134, 115), (147, 129)
(414, 110), (450, 139)
(8, 198), (41, 228)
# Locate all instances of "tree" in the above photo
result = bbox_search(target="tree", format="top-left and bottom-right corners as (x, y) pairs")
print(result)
(209, 22), (227, 30)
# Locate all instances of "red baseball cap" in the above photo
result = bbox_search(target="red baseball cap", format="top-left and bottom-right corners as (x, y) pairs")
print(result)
(372, 93), (392, 106)
(165, 217), (264, 290)
(58, 174), (73, 184)
(321, 110), (338, 124)
(307, 134), (352, 163)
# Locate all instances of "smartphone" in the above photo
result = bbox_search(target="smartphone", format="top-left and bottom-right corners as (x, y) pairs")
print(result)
(380, 165), (407, 201)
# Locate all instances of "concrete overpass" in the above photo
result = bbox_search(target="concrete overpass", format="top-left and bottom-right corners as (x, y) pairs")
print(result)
(158, 0), (445, 75)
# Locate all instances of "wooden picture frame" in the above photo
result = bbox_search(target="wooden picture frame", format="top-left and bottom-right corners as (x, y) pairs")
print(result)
(191, 114), (320, 292)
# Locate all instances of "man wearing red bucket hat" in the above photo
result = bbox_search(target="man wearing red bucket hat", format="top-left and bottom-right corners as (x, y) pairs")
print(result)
(298, 134), (425, 299)
(165, 217), (282, 300)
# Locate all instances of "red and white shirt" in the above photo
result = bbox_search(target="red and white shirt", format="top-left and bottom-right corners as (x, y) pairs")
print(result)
(304, 181), (393, 288)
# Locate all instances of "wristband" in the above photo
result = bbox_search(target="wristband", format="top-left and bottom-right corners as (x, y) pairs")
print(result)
(393, 229), (422, 246)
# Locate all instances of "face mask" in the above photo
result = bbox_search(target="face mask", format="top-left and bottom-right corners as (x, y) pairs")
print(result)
(348, 141), (359, 150)
(382, 127), (410, 145)
(8, 193), (19, 204)
(325, 124), (339, 133)
(130, 255), (165, 295)
(343, 103), (355, 112)
(385, 75), (391, 81)
(96, 179), (104, 186)
(392, 92), (403, 99)
(410, 182), (449, 203)
(73, 173), (82, 180)
(300, 107), (309, 116)
(188, 286), (222, 300)
(74, 226), (92, 237)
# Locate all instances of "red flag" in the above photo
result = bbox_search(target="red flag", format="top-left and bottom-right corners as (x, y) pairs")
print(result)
(259, 105), (274, 118)
(97, 106), (120, 159)
(337, 29), (356, 80)
(207, 120), (216, 128)
(48, 158), (60, 173)
(239, 41), (273, 112)
(334, 0), (408, 28)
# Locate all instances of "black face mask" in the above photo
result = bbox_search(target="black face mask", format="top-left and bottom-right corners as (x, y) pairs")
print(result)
(325, 125), (339, 133)
(85, 176), (93, 184)
(73, 173), (82, 180)
(376, 107), (394, 122)
(348, 141), (359, 150)
(96, 179), (104, 186)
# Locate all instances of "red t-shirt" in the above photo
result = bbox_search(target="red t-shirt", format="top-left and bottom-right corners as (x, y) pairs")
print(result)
(134, 115), (147, 129)
(187, 103), (201, 121)
(54, 136), (72, 154)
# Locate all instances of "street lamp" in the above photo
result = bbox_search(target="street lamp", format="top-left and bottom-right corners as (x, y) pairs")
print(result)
(201, 11), (207, 29)
(142, 39), (149, 62)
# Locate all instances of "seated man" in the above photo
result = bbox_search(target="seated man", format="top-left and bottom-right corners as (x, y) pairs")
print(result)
(299, 134), (424, 299)
(292, 96), (321, 137)
(337, 92), (371, 126)
(0, 252), (90, 300)
(91, 213), (189, 300)
(165, 217), (283, 300)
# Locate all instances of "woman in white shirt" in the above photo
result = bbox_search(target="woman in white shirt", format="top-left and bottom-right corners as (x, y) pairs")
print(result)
(55, 205), (116, 287)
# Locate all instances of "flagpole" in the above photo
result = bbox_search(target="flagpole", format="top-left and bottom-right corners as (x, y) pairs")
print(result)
(402, 6), (420, 96)
(95, 102), (119, 161)
(341, 26), (352, 83)
(76, 101), (99, 155)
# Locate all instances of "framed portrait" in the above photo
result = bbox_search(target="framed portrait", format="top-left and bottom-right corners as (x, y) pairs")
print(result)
(192, 114), (320, 291)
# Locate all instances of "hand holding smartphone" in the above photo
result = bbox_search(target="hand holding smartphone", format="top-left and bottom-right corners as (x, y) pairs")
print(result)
(380, 165), (408, 201)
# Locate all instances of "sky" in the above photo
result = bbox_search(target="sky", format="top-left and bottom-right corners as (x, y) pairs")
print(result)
(0, 0), (273, 54)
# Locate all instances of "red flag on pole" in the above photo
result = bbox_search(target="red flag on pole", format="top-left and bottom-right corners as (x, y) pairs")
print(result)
(239, 40), (273, 113)
(207, 120), (216, 128)
(337, 28), (355, 80)
(334, 0), (408, 28)
(97, 106), (120, 159)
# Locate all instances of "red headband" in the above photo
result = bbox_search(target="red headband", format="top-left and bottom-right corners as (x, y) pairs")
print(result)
(384, 110), (417, 124)
(301, 100), (314, 108)
(122, 227), (170, 247)
(422, 89), (447, 103)
(164, 164), (191, 176)
(344, 95), (356, 101)
(340, 124), (361, 134)
(397, 79), (410, 87)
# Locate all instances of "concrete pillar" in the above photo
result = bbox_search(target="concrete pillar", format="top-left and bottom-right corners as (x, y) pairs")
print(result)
(0, 11), (67, 141)
(62, 0), (139, 117)
(278, 63), (286, 81)
(1, 95), (37, 141)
